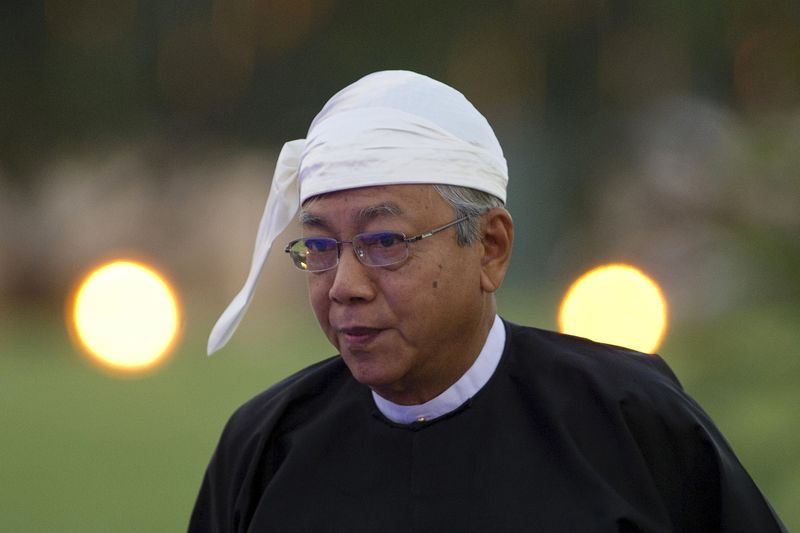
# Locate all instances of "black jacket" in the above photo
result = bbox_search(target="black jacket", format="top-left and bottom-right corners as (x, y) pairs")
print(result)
(189, 320), (786, 532)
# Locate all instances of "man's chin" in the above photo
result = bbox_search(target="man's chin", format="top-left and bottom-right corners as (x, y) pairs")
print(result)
(340, 351), (403, 390)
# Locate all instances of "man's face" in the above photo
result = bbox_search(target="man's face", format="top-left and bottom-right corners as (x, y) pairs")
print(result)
(301, 184), (492, 404)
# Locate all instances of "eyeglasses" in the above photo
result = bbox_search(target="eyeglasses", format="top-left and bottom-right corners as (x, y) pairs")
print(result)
(284, 216), (468, 272)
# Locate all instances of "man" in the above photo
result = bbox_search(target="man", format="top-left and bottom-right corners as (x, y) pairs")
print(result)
(190, 71), (785, 532)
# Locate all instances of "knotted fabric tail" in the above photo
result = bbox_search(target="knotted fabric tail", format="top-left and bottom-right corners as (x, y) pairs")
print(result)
(207, 139), (305, 355)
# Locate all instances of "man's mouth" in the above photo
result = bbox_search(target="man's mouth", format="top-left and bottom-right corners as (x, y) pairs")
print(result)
(338, 326), (384, 345)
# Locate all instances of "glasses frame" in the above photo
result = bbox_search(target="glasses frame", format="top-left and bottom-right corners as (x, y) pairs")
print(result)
(284, 215), (469, 272)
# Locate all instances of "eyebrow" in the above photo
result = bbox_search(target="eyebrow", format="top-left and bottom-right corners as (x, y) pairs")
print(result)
(299, 201), (404, 230)
(355, 202), (403, 224)
(299, 211), (328, 229)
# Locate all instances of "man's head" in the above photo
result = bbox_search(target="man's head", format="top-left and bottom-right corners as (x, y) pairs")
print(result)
(298, 184), (512, 404)
(208, 71), (513, 373)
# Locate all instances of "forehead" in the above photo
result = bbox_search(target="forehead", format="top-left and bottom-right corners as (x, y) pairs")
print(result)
(300, 184), (450, 221)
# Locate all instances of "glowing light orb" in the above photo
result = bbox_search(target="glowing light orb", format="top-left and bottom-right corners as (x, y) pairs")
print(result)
(71, 260), (180, 372)
(558, 264), (668, 354)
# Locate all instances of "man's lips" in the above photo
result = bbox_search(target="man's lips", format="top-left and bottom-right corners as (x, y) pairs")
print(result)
(337, 326), (385, 344)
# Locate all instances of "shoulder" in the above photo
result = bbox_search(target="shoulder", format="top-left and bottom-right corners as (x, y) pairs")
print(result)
(498, 321), (786, 531)
(498, 319), (716, 468)
(500, 319), (686, 408)
(190, 355), (360, 530)
(239, 354), (350, 411)
(503, 320), (680, 383)
(220, 355), (354, 447)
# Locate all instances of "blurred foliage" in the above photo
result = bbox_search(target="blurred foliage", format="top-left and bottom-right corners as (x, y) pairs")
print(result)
(3, 0), (800, 179)
(4, 0), (799, 294)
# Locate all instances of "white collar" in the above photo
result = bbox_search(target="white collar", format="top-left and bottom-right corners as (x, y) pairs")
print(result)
(372, 315), (506, 424)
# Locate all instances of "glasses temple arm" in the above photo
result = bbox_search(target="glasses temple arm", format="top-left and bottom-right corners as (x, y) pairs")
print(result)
(406, 215), (469, 243)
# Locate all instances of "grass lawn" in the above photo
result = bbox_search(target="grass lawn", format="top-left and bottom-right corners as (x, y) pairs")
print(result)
(2, 297), (796, 531)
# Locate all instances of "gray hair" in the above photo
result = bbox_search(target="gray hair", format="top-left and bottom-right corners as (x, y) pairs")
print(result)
(433, 184), (505, 246)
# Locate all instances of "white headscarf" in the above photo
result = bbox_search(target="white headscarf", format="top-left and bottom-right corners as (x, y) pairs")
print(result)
(208, 70), (508, 354)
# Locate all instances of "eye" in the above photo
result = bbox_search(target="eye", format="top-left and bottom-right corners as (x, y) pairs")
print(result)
(305, 238), (337, 252)
(379, 234), (399, 247)
(362, 232), (403, 248)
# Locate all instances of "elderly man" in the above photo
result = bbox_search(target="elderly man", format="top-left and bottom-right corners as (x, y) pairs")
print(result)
(190, 71), (785, 532)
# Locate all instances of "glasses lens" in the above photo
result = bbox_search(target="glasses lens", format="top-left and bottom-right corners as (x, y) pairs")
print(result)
(355, 231), (407, 266)
(288, 238), (338, 271)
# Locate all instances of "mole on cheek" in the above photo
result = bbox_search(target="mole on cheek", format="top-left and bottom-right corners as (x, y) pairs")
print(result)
(432, 280), (438, 289)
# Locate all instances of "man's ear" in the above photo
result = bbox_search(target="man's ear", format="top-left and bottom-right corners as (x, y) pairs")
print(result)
(479, 208), (514, 293)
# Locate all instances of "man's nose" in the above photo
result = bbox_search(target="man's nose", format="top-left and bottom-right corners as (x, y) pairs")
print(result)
(328, 245), (376, 304)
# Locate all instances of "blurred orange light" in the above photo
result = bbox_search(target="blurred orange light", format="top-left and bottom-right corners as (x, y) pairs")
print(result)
(71, 260), (180, 373)
(558, 264), (668, 354)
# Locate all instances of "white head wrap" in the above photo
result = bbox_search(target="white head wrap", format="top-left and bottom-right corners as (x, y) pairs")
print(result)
(208, 70), (508, 354)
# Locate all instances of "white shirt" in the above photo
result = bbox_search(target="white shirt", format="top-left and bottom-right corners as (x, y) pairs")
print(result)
(372, 315), (506, 424)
